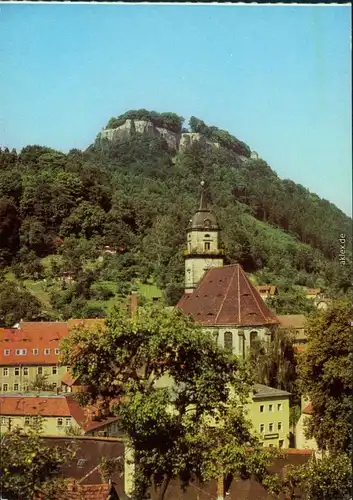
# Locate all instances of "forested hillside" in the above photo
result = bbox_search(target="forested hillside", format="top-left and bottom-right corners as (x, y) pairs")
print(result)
(0, 111), (351, 325)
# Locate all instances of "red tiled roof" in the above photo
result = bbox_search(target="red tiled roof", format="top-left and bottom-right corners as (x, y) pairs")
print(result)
(302, 403), (313, 415)
(0, 395), (85, 423)
(177, 265), (279, 327)
(0, 322), (69, 365)
(61, 371), (80, 387)
(84, 416), (120, 433)
(67, 483), (115, 500)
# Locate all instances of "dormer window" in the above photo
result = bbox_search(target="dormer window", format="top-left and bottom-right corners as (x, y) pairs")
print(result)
(4, 349), (10, 356)
(44, 348), (50, 355)
(33, 349), (39, 355)
(54, 348), (60, 355)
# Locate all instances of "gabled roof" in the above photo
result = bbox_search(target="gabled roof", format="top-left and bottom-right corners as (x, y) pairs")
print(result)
(177, 265), (279, 327)
(252, 384), (291, 399)
(61, 371), (81, 387)
(302, 403), (313, 415)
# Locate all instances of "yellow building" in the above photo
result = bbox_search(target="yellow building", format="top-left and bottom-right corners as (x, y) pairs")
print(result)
(0, 393), (121, 437)
(295, 398), (319, 452)
(246, 384), (291, 448)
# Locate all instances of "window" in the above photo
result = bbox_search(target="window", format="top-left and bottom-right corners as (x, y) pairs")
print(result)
(44, 348), (50, 355)
(57, 418), (63, 427)
(250, 331), (258, 348)
(52, 366), (57, 375)
(33, 348), (39, 355)
(32, 416), (38, 424)
(55, 348), (60, 355)
(259, 424), (265, 433)
(14, 367), (20, 376)
(278, 422), (282, 431)
(3, 368), (9, 377)
(204, 234), (210, 238)
(52, 382), (57, 388)
(259, 405), (264, 413)
(277, 403), (283, 411)
(3, 384), (8, 392)
(269, 423), (274, 432)
(65, 418), (71, 427)
(15, 349), (21, 356)
(37, 367), (43, 375)
(269, 444), (274, 448)
(4, 349), (10, 356)
(23, 367), (29, 376)
(204, 242), (210, 251)
(268, 404), (273, 412)
(1, 417), (7, 425)
(25, 417), (30, 425)
(13, 383), (19, 391)
(22, 349), (27, 355)
(238, 332), (245, 358)
(77, 459), (87, 468)
(224, 331), (233, 350)
(279, 440), (284, 448)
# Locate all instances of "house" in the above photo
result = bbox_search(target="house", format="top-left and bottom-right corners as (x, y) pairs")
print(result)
(0, 322), (69, 393)
(255, 285), (278, 300)
(246, 384), (291, 448)
(277, 314), (307, 350)
(295, 398), (319, 452)
(0, 394), (121, 437)
(178, 264), (279, 357)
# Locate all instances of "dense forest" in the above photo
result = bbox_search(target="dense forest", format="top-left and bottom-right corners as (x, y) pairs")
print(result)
(0, 111), (351, 324)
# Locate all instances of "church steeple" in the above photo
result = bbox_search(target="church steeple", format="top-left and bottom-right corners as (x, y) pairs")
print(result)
(184, 181), (224, 294)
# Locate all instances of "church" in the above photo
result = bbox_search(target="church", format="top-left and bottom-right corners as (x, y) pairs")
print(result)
(177, 182), (279, 357)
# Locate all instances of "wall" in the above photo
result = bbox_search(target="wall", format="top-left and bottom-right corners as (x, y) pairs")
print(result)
(185, 257), (224, 292)
(0, 365), (68, 393)
(247, 396), (290, 448)
(295, 414), (318, 451)
(207, 326), (271, 357)
(0, 414), (79, 436)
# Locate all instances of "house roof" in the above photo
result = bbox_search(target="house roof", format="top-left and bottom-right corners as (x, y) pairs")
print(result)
(61, 371), (80, 387)
(0, 394), (85, 422)
(40, 436), (127, 499)
(0, 322), (69, 366)
(277, 314), (307, 330)
(252, 384), (291, 399)
(66, 483), (117, 500)
(302, 403), (313, 415)
(177, 265), (279, 327)
(306, 288), (321, 296)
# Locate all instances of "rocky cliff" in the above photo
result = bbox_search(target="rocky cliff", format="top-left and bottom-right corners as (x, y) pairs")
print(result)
(97, 119), (250, 159)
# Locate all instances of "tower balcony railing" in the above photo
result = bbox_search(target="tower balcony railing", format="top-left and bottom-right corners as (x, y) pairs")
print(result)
(184, 248), (225, 256)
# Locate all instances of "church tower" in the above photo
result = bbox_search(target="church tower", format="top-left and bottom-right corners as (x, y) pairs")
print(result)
(184, 181), (224, 294)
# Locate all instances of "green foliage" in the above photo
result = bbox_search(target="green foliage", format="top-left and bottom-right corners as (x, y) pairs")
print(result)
(266, 288), (315, 315)
(0, 427), (76, 500)
(61, 304), (282, 500)
(105, 109), (184, 133)
(0, 281), (44, 327)
(284, 453), (352, 500)
(28, 374), (57, 392)
(297, 300), (353, 455)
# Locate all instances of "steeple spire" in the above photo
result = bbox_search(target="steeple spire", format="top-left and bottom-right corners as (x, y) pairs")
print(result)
(199, 180), (207, 210)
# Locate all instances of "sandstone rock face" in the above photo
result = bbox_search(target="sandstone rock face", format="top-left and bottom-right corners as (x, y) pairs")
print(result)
(98, 119), (180, 151)
(179, 133), (219, 153)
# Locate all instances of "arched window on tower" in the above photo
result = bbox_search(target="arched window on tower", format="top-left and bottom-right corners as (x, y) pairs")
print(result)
(224, 331), (233, 350)
(250, 331), (258, 348)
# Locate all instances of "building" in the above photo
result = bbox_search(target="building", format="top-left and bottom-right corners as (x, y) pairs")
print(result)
(246, 384), (291, 448)
(255, 285), (278, 300)
(277, 314), (307, 351)
(295, 399), (319, 452)
(184, 181), (224, 294)
(178, 264), (279, 357)
(0, 322), (69, 393)
(0, 393), (121, 437)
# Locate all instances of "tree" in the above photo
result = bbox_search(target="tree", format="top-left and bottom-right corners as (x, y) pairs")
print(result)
(0, 281), (44, 327)
(284, 452), (352, 500)
(266, 288), (315, 315)
(297, 300), (353, 455)
(0, 427), (76, 500)
(61, 304), (282, 500)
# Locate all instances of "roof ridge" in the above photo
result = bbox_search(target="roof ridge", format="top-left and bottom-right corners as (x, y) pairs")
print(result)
(214, 265), (238, 325)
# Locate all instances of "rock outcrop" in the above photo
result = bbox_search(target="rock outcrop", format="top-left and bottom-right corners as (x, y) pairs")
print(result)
(98, 119), (250, 161)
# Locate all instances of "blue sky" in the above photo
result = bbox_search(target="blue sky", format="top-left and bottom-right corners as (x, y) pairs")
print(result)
(0, 4), (351, 215)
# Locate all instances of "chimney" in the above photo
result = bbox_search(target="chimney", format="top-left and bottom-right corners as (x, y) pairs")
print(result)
(129, 291), (138, 318)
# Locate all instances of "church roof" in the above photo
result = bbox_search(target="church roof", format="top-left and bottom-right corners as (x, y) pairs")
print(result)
(177, 264), (279, 327)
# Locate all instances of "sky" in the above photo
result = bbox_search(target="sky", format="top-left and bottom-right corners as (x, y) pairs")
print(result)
(0, 4), (351, 216)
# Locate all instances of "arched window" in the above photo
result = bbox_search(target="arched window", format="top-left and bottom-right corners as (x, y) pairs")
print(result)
(250, 331), (258, 348)
(224, 331), (233, 350)
(204, 234), (210, 238)
(238, 331), (245, 358)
